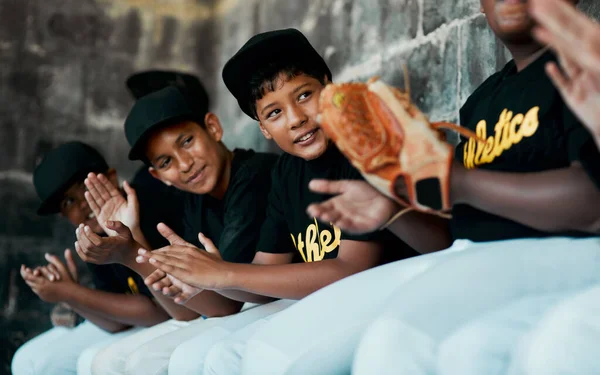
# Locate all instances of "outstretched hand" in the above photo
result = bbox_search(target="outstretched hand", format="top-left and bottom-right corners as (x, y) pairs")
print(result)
(84, 173), (140, 237)
(136, 224), (229, 291)
(306, 179), (402, 234)
(530, 0), (600, 145)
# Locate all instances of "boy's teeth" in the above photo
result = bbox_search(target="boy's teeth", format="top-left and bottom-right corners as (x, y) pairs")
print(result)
(299, 131), (315, 142)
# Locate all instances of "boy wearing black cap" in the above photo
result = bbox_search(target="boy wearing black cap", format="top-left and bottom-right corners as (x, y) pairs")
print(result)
(136, 28), (418, 374)
(76, 79), (280, 374)
(12, 141), (170, 375)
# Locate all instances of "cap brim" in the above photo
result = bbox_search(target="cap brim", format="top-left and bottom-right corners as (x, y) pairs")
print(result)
(127, 114), (196, 161)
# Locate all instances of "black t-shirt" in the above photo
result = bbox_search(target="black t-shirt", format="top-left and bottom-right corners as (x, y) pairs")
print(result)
(87, 263), (153, 298)
(183, 149), (278, 263)
(131, 166), (187, 249)
(452, 51), (600, 241)
(257, 145), (416, 262)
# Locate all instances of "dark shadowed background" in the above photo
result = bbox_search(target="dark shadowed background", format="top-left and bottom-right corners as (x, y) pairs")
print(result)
(1, 0), (598, 373)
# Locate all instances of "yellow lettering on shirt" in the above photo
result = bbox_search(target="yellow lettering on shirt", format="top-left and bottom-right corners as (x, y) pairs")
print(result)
(463, 106), (540, 169)
(127, 277), (139, 295)
(291, 219), (342, 262)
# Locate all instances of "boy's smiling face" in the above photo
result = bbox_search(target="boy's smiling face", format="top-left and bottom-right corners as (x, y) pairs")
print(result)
(482, 0), (536, 43)
(145, 118), (229, 195)
(256, 73), (329, 161)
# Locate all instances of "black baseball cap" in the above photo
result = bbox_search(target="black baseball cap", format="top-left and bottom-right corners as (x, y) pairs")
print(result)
(33, 141), (109, 215)
(125, 70), (210, 111)
(222, 28), (332, 120)
(124, 86), (207, 161)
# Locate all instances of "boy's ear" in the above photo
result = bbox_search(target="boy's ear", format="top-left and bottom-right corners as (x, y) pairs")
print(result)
(105, 168), (119, 187)
(148, 167), (172, 186)
(258, 122), (273, 140)
(204, 112), (224, 142)
(323, 74), (330, 85)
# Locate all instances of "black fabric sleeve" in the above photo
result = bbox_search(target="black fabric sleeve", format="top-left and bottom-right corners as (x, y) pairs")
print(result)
(86, 263), (152, 298)
(217, 164), (271, 263)
(256, 169), (296, 254)
(563, 106), (600, 189)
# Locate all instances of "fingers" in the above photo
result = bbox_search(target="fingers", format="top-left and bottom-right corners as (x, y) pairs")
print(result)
(197, 233), (220, 256)
(106, 220), (132, 238)
(157, 223), (190, 246)
(546, 61), (572, 98)
(136, 248), (152, 264)
(64, 249), (79, 282)
(45, 253), (68, 277)
(147, 253), (187, 276)
(46, 264), (62, 281)
(74, 241), (88, 262)
(145, 269), (168, 287)
(84, 174), (107, 208)
(87, 173), (111, 203)
(84, 191), (102, 218)
(97, 173), (121, 198)
(306, 199), (337, 219)
(123, 181), (139, 210)
(308, 179), (348, 195)
(38, 266), (55, 282)
(162, 284), (182, 298)
(75, 226), (96, 255)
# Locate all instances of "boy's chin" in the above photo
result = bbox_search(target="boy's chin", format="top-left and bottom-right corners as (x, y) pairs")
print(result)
(293, 131), (329, 161)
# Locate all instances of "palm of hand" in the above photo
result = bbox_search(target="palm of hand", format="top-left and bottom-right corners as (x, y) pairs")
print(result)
(98, 196), (137, 236)
(335, 182), (399, 231)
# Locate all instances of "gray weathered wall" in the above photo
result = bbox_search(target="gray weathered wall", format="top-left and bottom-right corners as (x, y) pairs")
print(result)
(1, 0), (598, 373)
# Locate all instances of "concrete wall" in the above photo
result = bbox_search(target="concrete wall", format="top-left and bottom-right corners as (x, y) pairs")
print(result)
(1, 0), (598, 373)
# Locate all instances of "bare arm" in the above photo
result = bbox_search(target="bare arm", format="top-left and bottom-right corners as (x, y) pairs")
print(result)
(451, 162), (600, 233)
(306, 179), (452, 253)
(63, 284), (169, 328)
(144, 239), (384, 301)
(386, 211), (452, 253)
(216, 252), (294, 303)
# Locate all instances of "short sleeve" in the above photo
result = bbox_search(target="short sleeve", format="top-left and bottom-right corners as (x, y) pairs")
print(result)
(256, 169), (296, 254)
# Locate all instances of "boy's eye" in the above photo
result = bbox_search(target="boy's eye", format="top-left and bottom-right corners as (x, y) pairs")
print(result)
(61, 197), (75, 210)
(267, 109), (282, 119)
(298, 91), (312, 101)
(159, 157), (171, 169)
(182, 136), (193, 147)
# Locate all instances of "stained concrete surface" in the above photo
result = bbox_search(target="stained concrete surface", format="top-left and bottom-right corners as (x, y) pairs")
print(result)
(1, 0), (599, 373)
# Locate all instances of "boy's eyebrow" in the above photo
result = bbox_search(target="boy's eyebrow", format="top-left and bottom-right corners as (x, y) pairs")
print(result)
(259, 83), (313, 117)
(151, 132), (187, 165)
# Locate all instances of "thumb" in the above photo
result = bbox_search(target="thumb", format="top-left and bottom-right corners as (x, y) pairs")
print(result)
(157, 223), (190, 246)
(106, 220), (132, 238)
(197, 233), (221, 258)
(123, 181), (139, 210)
(308, 179), (348, 195)
(64, 249), (79, 282)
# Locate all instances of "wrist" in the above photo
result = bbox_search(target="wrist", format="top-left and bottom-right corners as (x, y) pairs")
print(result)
(120, 240), (142, 267)
(61, 283), (82, 303)
(220, 263), (237, 290)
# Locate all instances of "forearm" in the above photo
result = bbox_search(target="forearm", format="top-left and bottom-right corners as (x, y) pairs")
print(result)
(387, 211), (452, 253)
(224, 260), (368, 300)
(123, 255), (200, 321)
(66, 303), (130, 333)
(452, 162), (600, 233)
(216, 290), (278, 304)
(183, 291), (243, 317)
(63, 284), (169, 328)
